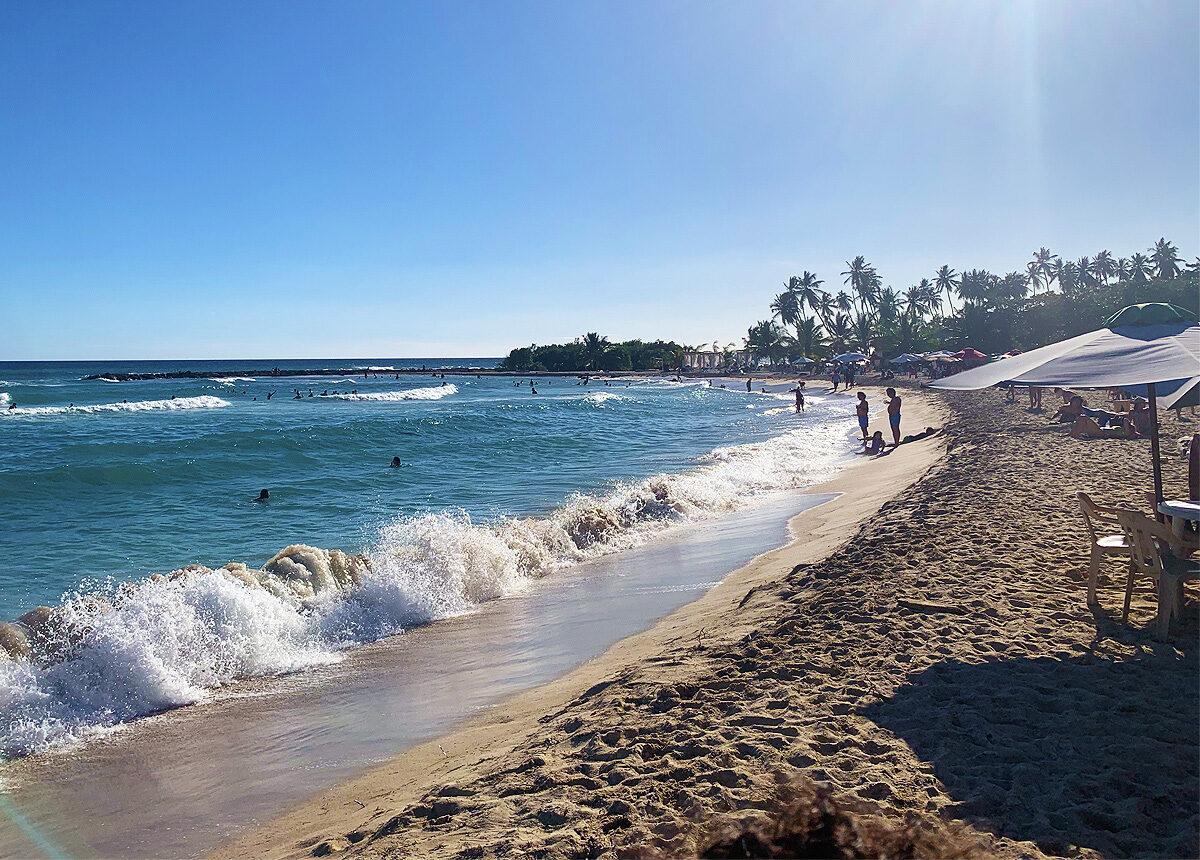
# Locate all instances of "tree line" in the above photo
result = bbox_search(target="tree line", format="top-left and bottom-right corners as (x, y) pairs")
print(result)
(499, 238), (1196, 372)
(499, 333), (685, 372)
(750, 238), (1197, 363)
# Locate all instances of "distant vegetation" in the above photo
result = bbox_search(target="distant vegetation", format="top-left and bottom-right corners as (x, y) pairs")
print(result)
(500, 238), (1198, 371)
(751, 238), (1197, 363)
(499, 333), (684, 372)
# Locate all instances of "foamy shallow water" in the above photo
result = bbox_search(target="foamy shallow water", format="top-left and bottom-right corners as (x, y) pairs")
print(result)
(0, 491), (835, 859)
(0, 360), (856, 757)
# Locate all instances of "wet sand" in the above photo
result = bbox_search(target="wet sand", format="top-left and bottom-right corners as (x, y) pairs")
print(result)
(0, 491), (842, 858)
(219, 387), (1197, 860)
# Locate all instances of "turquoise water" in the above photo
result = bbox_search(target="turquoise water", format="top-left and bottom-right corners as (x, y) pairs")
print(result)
(0, 359), (854, 754)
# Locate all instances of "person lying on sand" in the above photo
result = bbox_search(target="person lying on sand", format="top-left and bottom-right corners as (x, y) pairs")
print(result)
(1069, 414), (1139, 440)
(900, 426), (943, 444)
(1051, 395), (1087, 423)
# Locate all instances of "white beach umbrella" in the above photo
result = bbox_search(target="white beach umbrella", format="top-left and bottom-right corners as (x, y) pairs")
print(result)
(929, 303), (1200, 505)
(832, 352), (868, 363)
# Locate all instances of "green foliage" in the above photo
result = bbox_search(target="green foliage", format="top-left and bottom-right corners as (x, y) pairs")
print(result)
(498, 336), (682, 372)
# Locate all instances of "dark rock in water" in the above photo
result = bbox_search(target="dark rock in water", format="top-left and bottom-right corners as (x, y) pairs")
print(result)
(0, 622), (31, 661)
(17, 605), (54, 631)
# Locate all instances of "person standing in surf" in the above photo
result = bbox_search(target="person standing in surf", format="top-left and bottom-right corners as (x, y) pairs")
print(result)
(855, 391), (869, 440)
(887, 387), (902, 446)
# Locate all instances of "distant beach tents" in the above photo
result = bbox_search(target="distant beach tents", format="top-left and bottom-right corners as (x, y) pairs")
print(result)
(889, 353), (924, 364)
(930, 302), (1200, 507)
(831, 352), (869, 363)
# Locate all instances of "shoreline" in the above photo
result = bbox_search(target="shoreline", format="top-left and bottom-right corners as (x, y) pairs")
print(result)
(214, 386), (948, 858)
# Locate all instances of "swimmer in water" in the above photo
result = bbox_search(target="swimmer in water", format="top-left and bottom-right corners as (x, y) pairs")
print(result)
(390, 456), (402, 468)
(253, 489), (270, 503)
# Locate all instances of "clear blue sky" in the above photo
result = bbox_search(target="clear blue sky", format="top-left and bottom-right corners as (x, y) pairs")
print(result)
(1, 1), (1196, 360)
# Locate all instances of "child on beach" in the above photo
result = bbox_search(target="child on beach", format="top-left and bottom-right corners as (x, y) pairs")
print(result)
(829, 367), (840, 392)
(855, 391), (869, 440)
(856, 430), (885, 455)
(886, 387), (902, 446)
(793, 383), (805, 412)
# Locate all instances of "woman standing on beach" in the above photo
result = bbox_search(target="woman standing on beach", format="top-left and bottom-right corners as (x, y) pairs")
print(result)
(855, 391), (869, 440)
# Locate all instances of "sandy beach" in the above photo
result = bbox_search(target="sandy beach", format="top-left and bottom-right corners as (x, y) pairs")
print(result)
(213, 384), (1198, 860)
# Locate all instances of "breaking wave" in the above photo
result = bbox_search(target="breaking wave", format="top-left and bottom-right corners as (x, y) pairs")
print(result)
(0, 395), (231, 418)
(0, 404), (853, 756)
(583, 391), (623, 406)
(0, 393), (9, 408)
(326, 384), (458, 401)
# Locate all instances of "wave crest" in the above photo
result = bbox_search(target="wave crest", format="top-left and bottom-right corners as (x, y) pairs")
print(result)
(1, 395), (231, 417)
(326, 384), (458, 401)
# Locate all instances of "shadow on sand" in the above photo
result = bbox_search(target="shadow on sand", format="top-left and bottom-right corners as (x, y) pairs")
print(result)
(861, 652), (1199, 858)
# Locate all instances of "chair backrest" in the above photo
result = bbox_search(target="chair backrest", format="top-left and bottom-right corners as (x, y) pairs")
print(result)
(1115, 510), (1174, 580)
(1077, 491), (1120, 543)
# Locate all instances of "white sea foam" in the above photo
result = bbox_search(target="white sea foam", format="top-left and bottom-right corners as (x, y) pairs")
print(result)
(0, 393), (9, 408)
(0, 395), (231, 417)
(326, 384), (458, 401)
(0, 398), (854, 755)
(583, 391), (623, 406)
(208, 376), (256, 383)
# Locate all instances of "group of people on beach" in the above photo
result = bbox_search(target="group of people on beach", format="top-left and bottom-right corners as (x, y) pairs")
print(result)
(854, 388), (903, 455)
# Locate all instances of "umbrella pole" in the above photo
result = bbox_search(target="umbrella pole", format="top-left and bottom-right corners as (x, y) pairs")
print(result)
(1149, 382), (1164, 521)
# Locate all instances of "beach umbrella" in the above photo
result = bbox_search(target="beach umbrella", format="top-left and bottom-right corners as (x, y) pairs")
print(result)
(953, 348), (989, 361)
(923, 350), (955, 360)
(832, 352), (869, 363)
(930, 303), (1200, 508)
(789, 355), (816, 365)
(889, 353), (924, 364)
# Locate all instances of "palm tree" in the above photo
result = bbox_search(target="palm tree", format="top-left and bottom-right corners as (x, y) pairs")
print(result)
(1025, 260), (1042, 295)
(841, 256), (880, 315)
(852, 314), (874, 353)
(957, 269), (991, 305)
(792, 271), (828, 326)
(1091, 250), (1116, 285)
(793, 317), (826, 357)
(1057, 260), (1080, 294)
(1076, 257), (1095, 289)
(834, 291), (854, 316)
(1116, 257), (1131, 281)
(933, 265), (959, 313)
(815, 292), (835, 329)
(770, 290), (801, 336)
(1032, 248), (1058, 293)
(744, 321), (787, 365)
(1150, 238), (1182, 279)
(1128, 252), (1152, 284)
(582, 332), (610, 370)
(827, 313), (853, 354)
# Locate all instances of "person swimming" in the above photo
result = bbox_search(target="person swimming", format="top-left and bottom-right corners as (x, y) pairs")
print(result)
(390, 456), (402, 468)
(253, 489), (270, 503)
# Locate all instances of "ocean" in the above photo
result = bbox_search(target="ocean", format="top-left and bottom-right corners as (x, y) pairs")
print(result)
(0, 359), (855, 757)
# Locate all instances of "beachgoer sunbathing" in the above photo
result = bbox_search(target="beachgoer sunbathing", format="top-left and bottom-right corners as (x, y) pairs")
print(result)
(1070, 415), (1137, 440)
(1052, 395), (1086, 423)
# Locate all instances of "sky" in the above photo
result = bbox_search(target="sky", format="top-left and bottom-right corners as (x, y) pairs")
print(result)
(1, 1), (1197, 360)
